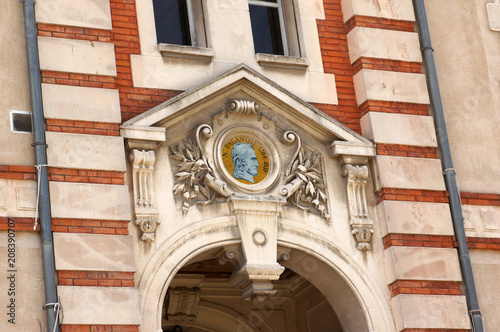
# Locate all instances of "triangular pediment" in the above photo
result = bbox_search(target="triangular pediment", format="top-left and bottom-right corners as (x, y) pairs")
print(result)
(124, 64), (376, 243)
(122, 64), (372, 148)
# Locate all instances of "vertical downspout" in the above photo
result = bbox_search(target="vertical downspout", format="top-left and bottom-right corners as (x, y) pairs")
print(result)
(21, 1), (60, 331)
(413, 1), (485, 331)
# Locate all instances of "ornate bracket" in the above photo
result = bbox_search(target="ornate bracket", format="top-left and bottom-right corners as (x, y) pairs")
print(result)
(216, 243), (291, 303)
(341, 163), (373, 251)
(165, 287), (201, 322)
(215, 197), (288, 302)
(130, 149), (160, 242)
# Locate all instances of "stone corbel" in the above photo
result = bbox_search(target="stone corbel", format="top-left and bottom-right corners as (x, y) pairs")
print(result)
(331, 141), (376, 251)
(221, 197), (287, 302)
(341, 159), (373, 251)
(130, 149), (160, 242)
(121, 125), (166, 242)
(165, 287), (201, 322)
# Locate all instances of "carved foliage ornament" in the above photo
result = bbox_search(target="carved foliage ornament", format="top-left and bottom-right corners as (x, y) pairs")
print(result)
(281, 131), (330, 220)
(169, 100), (330, 220)
(170, 125), (232, 215)
(130, 149), (160, 242)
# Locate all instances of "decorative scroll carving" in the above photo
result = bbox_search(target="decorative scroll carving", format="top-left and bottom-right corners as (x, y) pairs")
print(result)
(170, 124), (233, 215)
(130, 149), (160, 242)
(169, 101), (331, 222)
(342, 164), (373, 251)
(216, 246), (245, 267)
(277, 246), (292, 263)
(166, 287), (201, 322)
(281, 131), (330, 220)
(227, 100), (259, 114)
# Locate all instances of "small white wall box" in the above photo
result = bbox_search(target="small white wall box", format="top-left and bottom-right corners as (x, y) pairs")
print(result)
(10, 110), (32, 133)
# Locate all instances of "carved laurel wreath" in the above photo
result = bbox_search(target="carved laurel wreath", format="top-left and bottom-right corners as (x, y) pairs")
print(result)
(281, 132), (330, 220)
(169, 106), (330, 220)
(169, 125), (232, 215)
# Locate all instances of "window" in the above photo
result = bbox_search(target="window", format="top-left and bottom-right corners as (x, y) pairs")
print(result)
(10, 110), (32, 134)
(248, 0), (301, 57)
(153, 0), (207, 48)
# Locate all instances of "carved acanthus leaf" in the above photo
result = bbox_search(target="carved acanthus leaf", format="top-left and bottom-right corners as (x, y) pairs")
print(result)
(170, 125), (232, 214)
(281, 131), (330, 220)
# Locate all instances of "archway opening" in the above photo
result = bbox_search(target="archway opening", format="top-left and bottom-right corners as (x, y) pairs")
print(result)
(161, 248), (344, 332)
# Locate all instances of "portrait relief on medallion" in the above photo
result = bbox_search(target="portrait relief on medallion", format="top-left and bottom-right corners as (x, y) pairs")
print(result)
(222, 135), (270, 185)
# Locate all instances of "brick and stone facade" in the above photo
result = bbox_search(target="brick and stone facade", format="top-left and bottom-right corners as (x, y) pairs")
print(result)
(1, 0), (499, 331)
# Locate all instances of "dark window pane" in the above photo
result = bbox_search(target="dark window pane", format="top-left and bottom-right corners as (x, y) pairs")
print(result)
(153, 0), (191, 45)
(11, 113), (32, 133)
(249, 5), (284, 55)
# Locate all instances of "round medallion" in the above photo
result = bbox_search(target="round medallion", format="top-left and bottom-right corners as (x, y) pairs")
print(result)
(221, 135), (270, 185)
(215, 126), (280, 194)
(252, 229), (267, 246)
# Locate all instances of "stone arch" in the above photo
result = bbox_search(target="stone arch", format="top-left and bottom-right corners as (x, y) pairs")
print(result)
(138, 217), (395, 332)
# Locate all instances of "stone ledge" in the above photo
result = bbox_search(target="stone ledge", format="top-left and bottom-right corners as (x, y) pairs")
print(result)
(158, 43), (214, 61)
(255, 53), (309, 70)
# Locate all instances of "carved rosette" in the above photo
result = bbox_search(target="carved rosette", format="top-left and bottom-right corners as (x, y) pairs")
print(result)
(130, 149), (160, 242)
(341, 164), (373, 251)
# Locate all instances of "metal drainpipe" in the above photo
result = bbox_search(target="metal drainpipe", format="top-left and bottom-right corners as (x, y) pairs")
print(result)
(413, 0), (484, 331)
(21, 1), (60, 331)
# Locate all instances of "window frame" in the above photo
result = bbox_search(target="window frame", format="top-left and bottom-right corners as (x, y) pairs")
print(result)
(152, 0), (208, 48)
(248, 0), (290, 56)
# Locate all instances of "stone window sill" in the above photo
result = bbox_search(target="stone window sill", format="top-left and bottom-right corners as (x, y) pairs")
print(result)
(158, 43), (214, 62)
(256, 53), (309, 70)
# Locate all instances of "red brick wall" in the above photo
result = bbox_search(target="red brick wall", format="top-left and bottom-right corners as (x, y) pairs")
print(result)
(316, 0), (361, 133)
(389, 280), (462, 297)
(109, 0), (182, 122)
(58, 271), (134, 287)
(61, 325), (138, 332)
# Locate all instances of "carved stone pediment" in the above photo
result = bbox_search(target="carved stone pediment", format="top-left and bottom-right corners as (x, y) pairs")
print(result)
(167, 100), (331, 221)
(121, 65), (376, 251)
